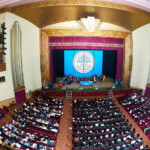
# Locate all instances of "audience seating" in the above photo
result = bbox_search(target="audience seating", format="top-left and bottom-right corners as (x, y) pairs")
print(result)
(0, 96), (63, 150)
(0, 106), (9, 120)
(72, 97), (148, 150)
(117, 92), (150, 140)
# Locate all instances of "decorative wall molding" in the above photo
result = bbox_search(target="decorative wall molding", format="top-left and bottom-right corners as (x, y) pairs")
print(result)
(49, 42), (124, 48)
(44, 29), (129, 39)
(0, 7), (11, 14)
(11, 21), (24, 90)
(40, 31), (49, 85)
(123, 33), (133, 85)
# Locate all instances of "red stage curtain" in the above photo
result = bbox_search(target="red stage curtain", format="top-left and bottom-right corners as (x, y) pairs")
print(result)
(49, 37), (123, 80)
(15, 89), (26, 104)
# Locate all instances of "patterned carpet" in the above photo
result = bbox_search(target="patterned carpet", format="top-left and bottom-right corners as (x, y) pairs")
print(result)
(55, 98), (73, 150)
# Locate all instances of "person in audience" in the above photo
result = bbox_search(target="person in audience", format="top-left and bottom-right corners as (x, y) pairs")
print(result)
(144, 125), (150, 134)
(72, 97), (148, 150)
(0, 96), (63, 150)
(119, 92), (150, 139)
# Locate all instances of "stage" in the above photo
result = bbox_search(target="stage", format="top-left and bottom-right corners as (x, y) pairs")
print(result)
(40, 76), (133, 97)
(41, 77), (132, 97)
(53, 79), (115, 90)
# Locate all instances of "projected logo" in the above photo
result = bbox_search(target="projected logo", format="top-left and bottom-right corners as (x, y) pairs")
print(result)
(73, 51), (95, 73)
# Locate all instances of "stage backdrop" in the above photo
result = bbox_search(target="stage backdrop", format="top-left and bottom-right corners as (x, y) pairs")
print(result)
(49, 37), (123, 80)
(64, 50), (103, 77)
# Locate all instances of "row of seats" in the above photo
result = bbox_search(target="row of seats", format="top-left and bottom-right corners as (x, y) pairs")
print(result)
(0, 106), (9, 120)
(72, 97), (148, 150)
(118, 92), (150, 140)
(0, 96), (63, 150)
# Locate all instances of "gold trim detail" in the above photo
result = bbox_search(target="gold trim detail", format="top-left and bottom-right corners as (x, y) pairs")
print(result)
(45, 29), (129, 39)
(0, 7), (11, 13)
(49, 42), (124, 48)
(123, 33), (132, 85)
(14, 86), (25, 92)
(0, 63), (6, 72)
(11, 0), (150, 16)
(40, 31), (50, 84)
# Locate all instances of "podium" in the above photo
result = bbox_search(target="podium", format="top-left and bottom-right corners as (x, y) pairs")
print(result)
(14, 86), (26, 104)
(58, 81), (63, 88)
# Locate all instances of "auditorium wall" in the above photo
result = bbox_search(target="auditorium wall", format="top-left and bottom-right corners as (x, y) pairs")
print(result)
(130, 23), (150, 89)
(0, 12), (41, 101)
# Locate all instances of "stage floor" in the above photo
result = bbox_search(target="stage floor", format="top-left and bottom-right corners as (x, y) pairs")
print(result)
(53, 80), (115, 89)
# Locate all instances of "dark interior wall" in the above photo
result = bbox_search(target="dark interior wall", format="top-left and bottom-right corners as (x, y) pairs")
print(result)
(102, 50), (117, 79)
(52, 50), (64, 81)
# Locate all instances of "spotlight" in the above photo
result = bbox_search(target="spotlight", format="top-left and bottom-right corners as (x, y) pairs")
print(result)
(2, 52), (6, 55)
(2, 26), (6, 30)
(1, 23), (6, 29)
(2, 47), (6, 50)
(2, 36), (6, 40)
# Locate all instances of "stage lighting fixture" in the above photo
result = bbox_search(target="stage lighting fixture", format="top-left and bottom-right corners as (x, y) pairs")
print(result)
(2, 32), (6, 35)
(2, 47), (7, 50)
(2, 26), (6, 30)
(2, 36), (6, 40)
(0, 37), (6, 41)
(2, 51), (6, 55)
(1, 23), (6, 29)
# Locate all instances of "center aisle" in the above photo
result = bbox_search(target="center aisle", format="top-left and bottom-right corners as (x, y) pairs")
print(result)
(55, 98), (73, 150)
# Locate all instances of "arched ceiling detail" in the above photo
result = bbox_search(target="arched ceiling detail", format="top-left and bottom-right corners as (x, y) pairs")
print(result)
(0, 0), (150, 31)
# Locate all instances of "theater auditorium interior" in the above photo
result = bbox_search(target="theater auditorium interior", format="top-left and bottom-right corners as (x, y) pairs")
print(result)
(0, 0), (150, 150)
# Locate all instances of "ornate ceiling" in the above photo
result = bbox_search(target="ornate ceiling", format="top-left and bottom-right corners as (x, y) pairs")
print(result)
(0, 0), (150, 31)
(1, 0), (150, 12)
